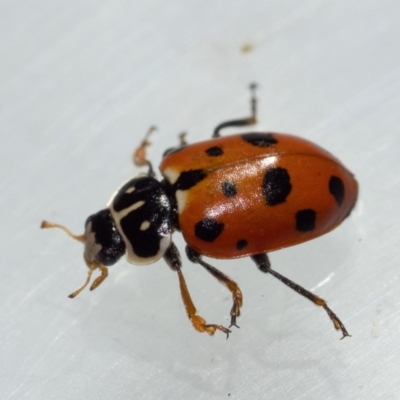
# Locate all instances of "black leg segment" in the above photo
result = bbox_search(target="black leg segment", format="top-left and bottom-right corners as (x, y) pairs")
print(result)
(163, 242), (182, 270)
(251, 253), (350, 339)
(213, 83), (258, 138)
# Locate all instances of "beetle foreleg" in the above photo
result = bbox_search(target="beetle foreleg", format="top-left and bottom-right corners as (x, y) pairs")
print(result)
(164, 243), (231, 337)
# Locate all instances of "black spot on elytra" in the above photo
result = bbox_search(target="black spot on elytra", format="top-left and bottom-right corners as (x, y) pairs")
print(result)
(194, 218), (224, 242)
(236, 239), (248, 250)
(174, 169), (207, 191)
(242, 133), (278, 147)
(262, 167), (292, 205)
(296, 209), (316, 232)
(205, 146), (223, 156)
(329, 176), (345, 206)
(221, 181), (237, 197)
(344, 195), (358, 219)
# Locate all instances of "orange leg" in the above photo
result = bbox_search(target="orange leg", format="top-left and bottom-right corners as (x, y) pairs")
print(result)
(133, 126), (156, 177)
(163, 243), (231, 337)
(177, 268), (231, 337)
(186, 247), (243, 329)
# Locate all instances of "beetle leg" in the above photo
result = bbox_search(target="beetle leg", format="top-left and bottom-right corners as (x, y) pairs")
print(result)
(213, 83), (258, 138)
(186, 246), (243, 330)
(251, 253), (350, 339)
(178, 131), (188, 146)
(164, 243), (231, 337)
(133, 126), (157, 178)
(162, 132), (188, 157)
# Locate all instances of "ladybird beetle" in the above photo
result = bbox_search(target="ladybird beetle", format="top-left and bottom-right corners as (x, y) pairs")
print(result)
(41, 84), (358, 339)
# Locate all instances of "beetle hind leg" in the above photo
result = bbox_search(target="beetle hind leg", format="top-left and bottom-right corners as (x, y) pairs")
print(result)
(251, 253), (350, 339)
(213, 83), (258, 138)
(186, 246), (243, 330)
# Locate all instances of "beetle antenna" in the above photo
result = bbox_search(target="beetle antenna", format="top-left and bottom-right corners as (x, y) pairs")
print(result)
(41, 220), (85, 242)
(41, 220), (109, 298)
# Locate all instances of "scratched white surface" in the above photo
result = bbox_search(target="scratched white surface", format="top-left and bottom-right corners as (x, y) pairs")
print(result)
(1, 1), (399, 399)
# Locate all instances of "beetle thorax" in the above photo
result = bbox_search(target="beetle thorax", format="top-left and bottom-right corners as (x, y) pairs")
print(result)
(108, 175), (173, 265)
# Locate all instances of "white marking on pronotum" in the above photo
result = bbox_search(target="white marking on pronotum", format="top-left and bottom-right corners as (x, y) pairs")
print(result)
(107, 173), (149, 207)
(114, 200), (145, 220)
(140, 220), (151, 231)
(125, 186), (136, 194)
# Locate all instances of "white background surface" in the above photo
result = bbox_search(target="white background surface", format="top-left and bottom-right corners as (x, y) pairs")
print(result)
(1, 1), (399, 399)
